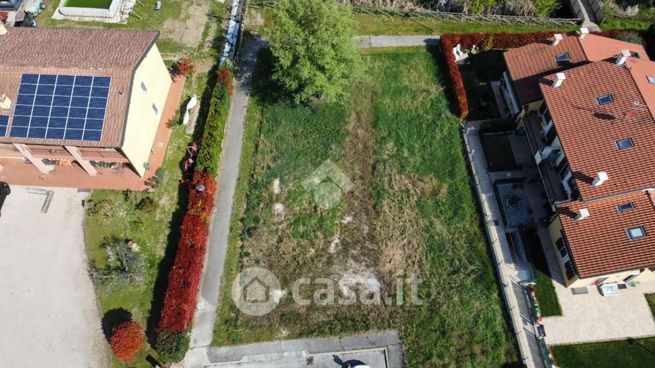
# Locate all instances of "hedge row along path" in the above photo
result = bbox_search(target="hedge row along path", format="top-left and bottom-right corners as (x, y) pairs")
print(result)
(186, 36), (267, 366)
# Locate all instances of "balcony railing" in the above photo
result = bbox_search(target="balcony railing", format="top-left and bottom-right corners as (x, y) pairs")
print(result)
(521, 113), (569, 203)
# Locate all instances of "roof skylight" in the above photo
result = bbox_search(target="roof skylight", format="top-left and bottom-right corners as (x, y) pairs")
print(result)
(596, 94), (614, 105)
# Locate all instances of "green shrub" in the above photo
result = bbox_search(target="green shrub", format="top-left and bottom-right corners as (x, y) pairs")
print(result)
(136, 196), (157, 212)
(195, 67), (233, 176)
(155, 329), (189, 363)
(533, 0), (560, 17)
(91, 239), (146, 285)
(616, 32), (645, 45)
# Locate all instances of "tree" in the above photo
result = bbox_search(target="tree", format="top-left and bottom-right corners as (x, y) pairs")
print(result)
(270, 0), (361, 103)
(110, 321), (144, 362)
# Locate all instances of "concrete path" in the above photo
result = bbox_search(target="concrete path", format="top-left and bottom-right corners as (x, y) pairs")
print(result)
(204, 331), (403, 368)
(463, 121), (545, 368)
(355, 35), (440, 48)
(188, 36), (267, 362)
(0, 187), (110, 367)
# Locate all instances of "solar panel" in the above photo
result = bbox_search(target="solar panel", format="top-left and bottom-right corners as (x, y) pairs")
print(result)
(0, 115), (8, 137)
(9, 74), (111, 142)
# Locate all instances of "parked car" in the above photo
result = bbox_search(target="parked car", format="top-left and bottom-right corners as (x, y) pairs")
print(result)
(0, 181), (10, 217)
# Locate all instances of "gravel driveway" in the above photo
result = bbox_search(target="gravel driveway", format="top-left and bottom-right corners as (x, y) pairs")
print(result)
(0, 186), (109, 367)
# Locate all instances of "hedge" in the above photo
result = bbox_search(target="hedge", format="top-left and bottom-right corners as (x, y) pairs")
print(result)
(155, 68), (233, 362)
(440, 29), (651, 119)
(196, 68), (234, 176)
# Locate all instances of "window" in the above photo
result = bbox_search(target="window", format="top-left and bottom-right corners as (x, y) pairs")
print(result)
(617, 202), (635, 213)
(152, 103), (159, 115)
(140, 81), (148, 94)
(648, 76), (655, 84)
(615, 137), (634, 150)
(555, 52), (570, 63)
(596, 94), (614, 105)
(628, 226), (646, 240)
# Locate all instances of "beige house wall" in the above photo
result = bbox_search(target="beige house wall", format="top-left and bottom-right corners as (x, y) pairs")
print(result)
(120, 44), (171, 177)
(547, 217), (655, 288)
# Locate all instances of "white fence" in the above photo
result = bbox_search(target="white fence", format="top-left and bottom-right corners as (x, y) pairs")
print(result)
(58, 0), (121, 18)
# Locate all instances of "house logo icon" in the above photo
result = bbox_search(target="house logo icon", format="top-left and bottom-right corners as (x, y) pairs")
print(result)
(231, 267), (281, 316)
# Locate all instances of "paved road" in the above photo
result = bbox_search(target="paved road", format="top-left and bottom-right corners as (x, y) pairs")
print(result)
(189, 36), (267, 357)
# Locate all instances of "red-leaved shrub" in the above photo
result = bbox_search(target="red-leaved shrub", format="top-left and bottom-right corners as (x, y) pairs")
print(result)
(176, 58), (196, 77)
(440, 29), (648, 119)
(157, 170), (217, 333)
(110, 321), (144, 362)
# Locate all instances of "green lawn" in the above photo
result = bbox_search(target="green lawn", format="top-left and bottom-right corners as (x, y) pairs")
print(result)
(64, 0), (112, 8)
(647, 293), (655, 317)
(214, 46), (517, 367)
(83, 122), (189, 367)
(552, 337), (655, 368)
(521, 227), (562, 317)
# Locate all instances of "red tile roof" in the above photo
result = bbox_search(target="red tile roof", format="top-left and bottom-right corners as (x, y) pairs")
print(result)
(0, 27), (159, 147)
(557, 191), (655, 278)
(504, 33), (587, 104)
(540, 60), (655, 201)
(503, 33), (650, 105)
(579, 34), (649, 62)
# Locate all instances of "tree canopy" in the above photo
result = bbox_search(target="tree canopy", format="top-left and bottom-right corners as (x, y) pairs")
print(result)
(270, 0), (361, 103)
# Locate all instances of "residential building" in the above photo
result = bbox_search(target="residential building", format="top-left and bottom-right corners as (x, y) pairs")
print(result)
(0, 26), (175, 189)
(502, 30), (655, 288)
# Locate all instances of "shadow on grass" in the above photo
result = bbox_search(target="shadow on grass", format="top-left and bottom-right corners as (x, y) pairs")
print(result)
(102, 308), (133, 342)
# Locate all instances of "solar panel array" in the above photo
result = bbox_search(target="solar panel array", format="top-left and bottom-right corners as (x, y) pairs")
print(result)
(8, 74), (111, 141)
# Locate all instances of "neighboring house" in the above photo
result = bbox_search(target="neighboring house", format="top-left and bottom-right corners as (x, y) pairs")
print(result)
(0, 26), (173, 189)
(502, 30), (655, 288)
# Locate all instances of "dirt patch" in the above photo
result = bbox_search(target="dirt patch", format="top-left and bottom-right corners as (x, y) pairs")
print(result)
(161, 0), (209, 48)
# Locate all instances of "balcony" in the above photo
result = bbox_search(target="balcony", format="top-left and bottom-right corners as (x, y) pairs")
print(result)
(521, 113), (569, 203)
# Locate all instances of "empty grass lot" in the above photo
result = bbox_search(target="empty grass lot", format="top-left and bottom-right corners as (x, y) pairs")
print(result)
(214, 47), (517, 367)
(552, 338), (655, 368)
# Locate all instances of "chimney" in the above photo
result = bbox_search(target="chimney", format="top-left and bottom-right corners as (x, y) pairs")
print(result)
(579, 27), (589, 40)
(576, 208), (590, 221)
(616, 50), (631, 66)
(592, 171), (608, 187)
(553, 72), (566, 88)
(552, 33), (563, 47)
(0, 94), (11, 110)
